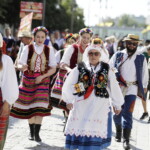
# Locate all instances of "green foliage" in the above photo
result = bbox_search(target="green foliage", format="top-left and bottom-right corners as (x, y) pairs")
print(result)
(118, 14), (145, 27)
(0, 0), (85, 32)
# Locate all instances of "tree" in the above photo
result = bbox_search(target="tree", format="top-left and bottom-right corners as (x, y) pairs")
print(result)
(118, 14), (139, 27)
(0, 0), (85, 33)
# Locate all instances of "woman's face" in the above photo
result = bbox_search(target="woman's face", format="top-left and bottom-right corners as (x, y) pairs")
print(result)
(80, 33), (91, 47)
(88, 49), (101, 66)
(34, 31), (46, 46)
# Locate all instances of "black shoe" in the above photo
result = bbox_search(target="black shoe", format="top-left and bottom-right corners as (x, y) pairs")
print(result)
(115, 125), (122, 142)
(34, 124), (42, 142)
(140, 112), (149, 120)
(123, 140), (131, 150)
(123, 128), (131, 150)
(148, 117), (150, 123)
(29, 124), (35, 140)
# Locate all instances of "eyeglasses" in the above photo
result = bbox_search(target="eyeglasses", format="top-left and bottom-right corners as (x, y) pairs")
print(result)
(88, 52), (100, 56)
(127, 41), (138, 47)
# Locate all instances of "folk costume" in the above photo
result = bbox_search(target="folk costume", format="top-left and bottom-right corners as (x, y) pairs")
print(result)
(109, 34), (149, 149)
(11, 42), (57, 119)
(50, 28), (93, 112)
(62, 44), (124, 150)
(0, 33), (19, 149)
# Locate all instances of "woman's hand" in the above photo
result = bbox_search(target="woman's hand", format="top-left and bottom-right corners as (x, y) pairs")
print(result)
(67, 103), (73, 110)
(113, 107), (121, 115)
(35, 75), (44, 84)
(17, 64), (28, 72)
(0, 101), (10, 117)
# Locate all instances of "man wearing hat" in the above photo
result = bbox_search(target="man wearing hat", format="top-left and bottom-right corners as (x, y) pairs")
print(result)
(15, 31), (32, 82)
(109, 34), (149, 150)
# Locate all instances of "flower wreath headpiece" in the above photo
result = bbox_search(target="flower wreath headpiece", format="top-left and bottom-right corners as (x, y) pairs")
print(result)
(32, 26), (49, 35)
(79, 28), (93, 36)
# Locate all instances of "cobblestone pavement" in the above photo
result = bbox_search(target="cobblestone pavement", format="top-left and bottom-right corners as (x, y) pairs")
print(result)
(4, 98), (150, 150)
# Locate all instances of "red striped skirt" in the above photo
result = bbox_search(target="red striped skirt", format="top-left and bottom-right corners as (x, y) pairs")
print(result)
(10, 72), (51, 119)
(50, 69), (69, 113)
(0, 89), (9, 149)
(51, 69), (67, 99)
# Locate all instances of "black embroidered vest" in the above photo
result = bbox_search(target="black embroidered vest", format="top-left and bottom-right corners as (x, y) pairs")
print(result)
(75, 62), (109, 98)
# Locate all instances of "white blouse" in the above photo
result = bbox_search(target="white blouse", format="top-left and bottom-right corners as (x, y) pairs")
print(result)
(18, 43), (57, 67)
(62, 62), (124, 138)
(0, 55), (19, 105)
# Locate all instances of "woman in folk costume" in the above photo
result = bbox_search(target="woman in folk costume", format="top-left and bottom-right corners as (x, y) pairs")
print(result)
(50, 33), (78, 110)
(10, 26), (57, 142)
(0, 33), (19, 149)
(50, 28), (93, 114)
(62, 43), (124, 150)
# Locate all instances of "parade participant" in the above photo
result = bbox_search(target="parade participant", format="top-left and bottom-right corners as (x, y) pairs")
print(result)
(91, 37), (109, 63)
(62, 43), (124, 150)
(139, 40), (150, 122)
(15, 31), (33, 83)
(10, 26), (57, 142)
(0, 33), (19, 149)
(109, 34), (149, 150)
(50, 28), (93, 112)
(50, 33), (77, 109)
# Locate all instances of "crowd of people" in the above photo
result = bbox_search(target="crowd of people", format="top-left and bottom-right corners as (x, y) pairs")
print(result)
(0, 26), (150, 150)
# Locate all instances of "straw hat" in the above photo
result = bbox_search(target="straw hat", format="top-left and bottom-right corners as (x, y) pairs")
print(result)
(18, 31), (32, 38)
(123, 34), (142, 42)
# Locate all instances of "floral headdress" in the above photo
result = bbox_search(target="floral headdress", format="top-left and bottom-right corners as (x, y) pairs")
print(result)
(64, 33), (74, 41)
(92, 38), (103, 45)
(32, 26), (49, 35)
(79, 28), (93, 37)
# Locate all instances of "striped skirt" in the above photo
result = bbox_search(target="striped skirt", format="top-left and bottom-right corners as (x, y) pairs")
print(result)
(51, 69), (67, 99)
(0, 89), (9, 150)
(50, 69), (69, 113)
(65, 111), (112, 150)
(10, 72), (51, 119)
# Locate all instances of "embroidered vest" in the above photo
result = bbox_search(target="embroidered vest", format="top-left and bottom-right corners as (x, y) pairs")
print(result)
(94, 62), (109, 98)
(70, 44), (79, 69)
(27, 44), (50, 74)
(75, 62), (109, 98)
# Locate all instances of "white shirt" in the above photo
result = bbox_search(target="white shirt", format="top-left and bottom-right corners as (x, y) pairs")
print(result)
(0, 55), (19, 105)
(18, 43), (57, 67)
(109, 48), (149, 96)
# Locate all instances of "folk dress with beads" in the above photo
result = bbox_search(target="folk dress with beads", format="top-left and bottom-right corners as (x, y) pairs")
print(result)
(10, 43), (57, 119)
(62, 62), (124, 150)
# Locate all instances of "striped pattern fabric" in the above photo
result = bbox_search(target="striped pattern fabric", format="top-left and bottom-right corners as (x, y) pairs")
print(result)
(51, 69), (67, 99)
(10, 72), (51, 119)
(0, 89), (9, 150)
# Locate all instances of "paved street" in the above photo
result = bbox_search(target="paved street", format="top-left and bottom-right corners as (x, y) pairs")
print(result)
(4, 98), (150, 150)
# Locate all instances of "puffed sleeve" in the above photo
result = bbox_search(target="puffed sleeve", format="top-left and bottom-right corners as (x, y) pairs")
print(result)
(18, 45), (29, 65)
(107, 68), (124, 110)
(60, 45), (74, 67)
(1, 55), (19, 105)
(55, 50), (61, 64)
(48, 46), (57, 67)
(62, 67), (79, 104)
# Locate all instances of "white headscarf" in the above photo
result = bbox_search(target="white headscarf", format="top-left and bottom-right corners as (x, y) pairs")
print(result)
(83, 44), (109, 63)
(0, 33), (3, 48)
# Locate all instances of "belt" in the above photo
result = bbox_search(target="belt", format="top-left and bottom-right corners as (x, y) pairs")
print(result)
(126, 81), (137, 86)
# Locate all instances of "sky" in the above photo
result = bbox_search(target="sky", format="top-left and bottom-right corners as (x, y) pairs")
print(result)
(76, 0), (150, 26)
